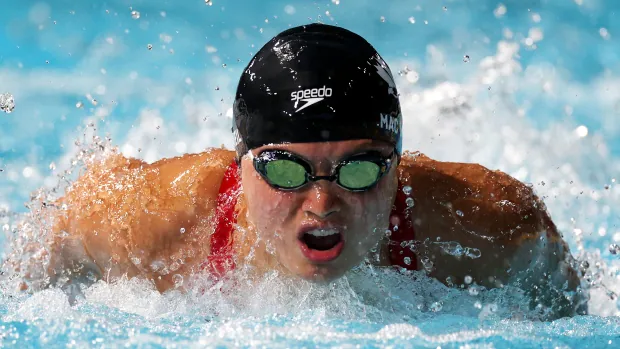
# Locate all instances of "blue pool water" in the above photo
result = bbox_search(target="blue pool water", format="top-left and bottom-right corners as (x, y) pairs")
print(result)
(2, 0), (620, 347)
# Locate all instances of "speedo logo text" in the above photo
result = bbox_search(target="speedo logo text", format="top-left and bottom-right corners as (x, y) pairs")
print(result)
(290, 85), (332, 113)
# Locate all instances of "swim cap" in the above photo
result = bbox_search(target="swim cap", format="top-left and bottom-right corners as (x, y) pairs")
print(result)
(233, 23), (402, 157)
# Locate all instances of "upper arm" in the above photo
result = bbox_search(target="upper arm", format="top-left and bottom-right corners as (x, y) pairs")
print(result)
(54, 148), (236, 290)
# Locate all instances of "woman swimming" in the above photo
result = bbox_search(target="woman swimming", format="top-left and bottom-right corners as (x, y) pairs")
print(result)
(29, 24), (584, 316)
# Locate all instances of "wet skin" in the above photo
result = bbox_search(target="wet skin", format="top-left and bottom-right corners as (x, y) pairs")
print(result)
(21, 140), (582, 314)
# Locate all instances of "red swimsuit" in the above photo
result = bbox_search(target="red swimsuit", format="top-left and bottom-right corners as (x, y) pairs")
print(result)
(202, 162), (418, 275)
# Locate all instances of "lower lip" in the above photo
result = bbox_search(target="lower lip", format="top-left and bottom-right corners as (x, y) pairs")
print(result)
(297, 237), (345, 263)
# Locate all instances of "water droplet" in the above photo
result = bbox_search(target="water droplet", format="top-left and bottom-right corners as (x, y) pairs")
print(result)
(465, 247), (482, 259)
(430, 301), (443, 312)
(147, 44), (153, 50)
(49, 162), (56, 170)
(464, 275), (472, 284)
(456, 210), (464, 217)
(408, 17), (415, 24)
(463, 55), (470, 63)
(384, 229), (392, 238)
(205, 0), (213, 6)
(173, 274), (184, 287)
(380, 16), (386, 22)
(222, 63), (227, 68)
(180, 227), (186, 234)
(0, 93), (15, 113)
(403, 257), (411, 265)
(331, 0), (340, 4)
(443, 6), (448, 11)
(609, 244), (620, 255)
(131, 10), (140, 19)
(403, 185), (412, 195)
(437, 241), (464, 256)
(469, 286), (479, 296)
(405, 197), (415, 208)
(421, 256), (434, 273)
(130, 255), (141, 265)
(150, 260), (165, 272)
(474, 301), (482, 309)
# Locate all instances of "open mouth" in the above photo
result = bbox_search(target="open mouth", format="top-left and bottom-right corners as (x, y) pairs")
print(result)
(298, 228), (345, 263)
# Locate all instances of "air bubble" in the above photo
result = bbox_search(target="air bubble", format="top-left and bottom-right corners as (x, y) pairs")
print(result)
(609, 244), (620, 255)
(464, 275), (472, 284)
(456, 210), (464, 217)
(131, 10), (140, 19)
(147, 44), (153, 50)
(463, 55), (470, 63)
(403, 257), (411, 265)
(205, 0), (213, 6)
(180, 227), (186, 234)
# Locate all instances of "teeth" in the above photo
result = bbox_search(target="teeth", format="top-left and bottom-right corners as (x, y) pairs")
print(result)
(307, 229), (338, 237)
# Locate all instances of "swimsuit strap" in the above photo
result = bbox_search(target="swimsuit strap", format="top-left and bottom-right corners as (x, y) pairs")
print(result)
(202, 160), (241, 276)
(387, 180), (419, 271)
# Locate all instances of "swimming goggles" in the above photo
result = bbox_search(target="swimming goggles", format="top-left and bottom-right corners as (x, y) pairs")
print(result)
(252, 149), (394, 192)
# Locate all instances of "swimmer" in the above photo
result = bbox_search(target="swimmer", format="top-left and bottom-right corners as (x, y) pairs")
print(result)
(25, 24), (585, 316)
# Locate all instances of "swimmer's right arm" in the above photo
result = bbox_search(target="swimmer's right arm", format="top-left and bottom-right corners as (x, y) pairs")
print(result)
(46, 148), (236, 292)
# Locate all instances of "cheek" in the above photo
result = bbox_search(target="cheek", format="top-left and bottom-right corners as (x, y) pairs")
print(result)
(344, 184), (396, 224)
(244, 175), (295, 231)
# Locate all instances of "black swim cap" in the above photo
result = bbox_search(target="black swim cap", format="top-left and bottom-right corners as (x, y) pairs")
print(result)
(233, 23), (402, 157)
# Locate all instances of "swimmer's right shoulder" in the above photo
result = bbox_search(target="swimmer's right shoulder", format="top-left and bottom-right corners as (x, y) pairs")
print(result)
(149, 147), (236, 206)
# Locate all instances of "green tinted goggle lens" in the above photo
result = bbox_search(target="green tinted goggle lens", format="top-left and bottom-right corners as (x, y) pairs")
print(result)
(338, 161), (381, 189)
(264, 160), (307, 188)
(256, 151), (391, 191)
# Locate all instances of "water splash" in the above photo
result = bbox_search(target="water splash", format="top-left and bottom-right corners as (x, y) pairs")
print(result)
(0, 93), (15, 113)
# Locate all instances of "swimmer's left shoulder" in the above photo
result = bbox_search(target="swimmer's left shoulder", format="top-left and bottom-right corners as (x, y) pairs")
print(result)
(396, 151), (548, 243)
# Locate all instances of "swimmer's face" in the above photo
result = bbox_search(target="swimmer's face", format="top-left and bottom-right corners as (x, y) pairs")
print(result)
(240, 139), (398, 282)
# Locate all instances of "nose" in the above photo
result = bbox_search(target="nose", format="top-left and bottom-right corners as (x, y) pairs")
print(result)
(302, 182), (341, 219)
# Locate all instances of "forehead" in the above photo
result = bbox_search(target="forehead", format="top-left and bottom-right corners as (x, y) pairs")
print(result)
(252, 139), (392, 162)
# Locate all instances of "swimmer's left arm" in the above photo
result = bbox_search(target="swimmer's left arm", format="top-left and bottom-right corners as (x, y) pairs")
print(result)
(398, 153), (582, 304)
